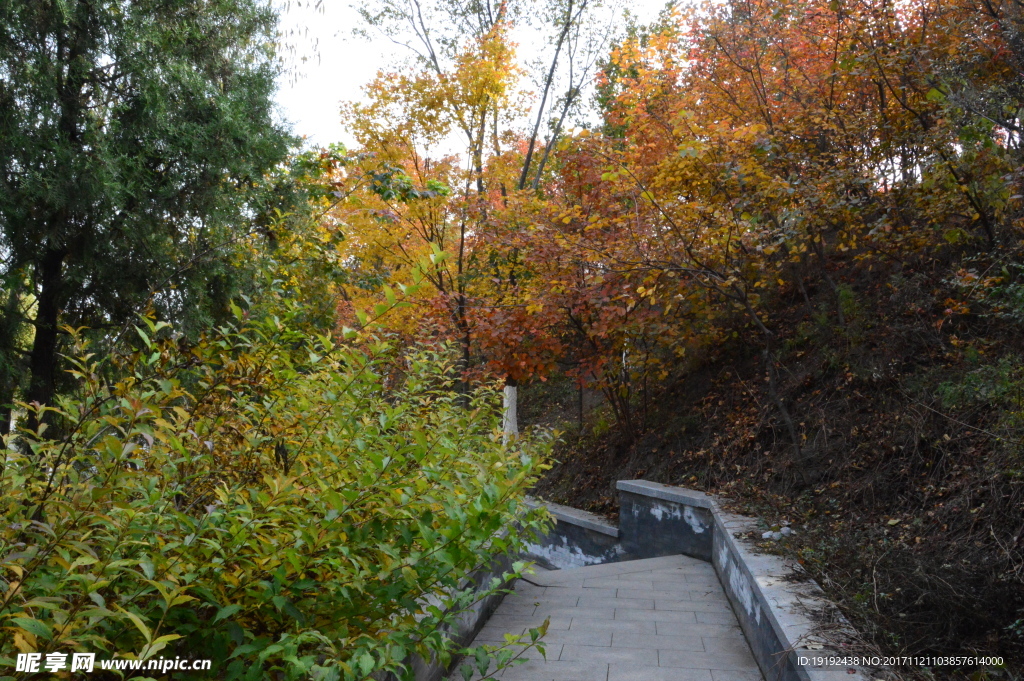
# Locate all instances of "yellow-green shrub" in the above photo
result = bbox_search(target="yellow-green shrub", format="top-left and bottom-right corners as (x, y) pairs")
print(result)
(0, 304), (550, 680)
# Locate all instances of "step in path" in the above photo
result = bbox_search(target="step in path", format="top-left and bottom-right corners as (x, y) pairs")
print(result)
(454, 554), (764, 681)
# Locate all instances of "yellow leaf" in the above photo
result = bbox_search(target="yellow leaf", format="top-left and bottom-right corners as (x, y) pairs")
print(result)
(14, 632), (35, 653)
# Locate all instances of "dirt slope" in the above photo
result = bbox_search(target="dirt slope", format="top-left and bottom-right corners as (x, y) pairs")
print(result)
(526, 254), (1024, 680)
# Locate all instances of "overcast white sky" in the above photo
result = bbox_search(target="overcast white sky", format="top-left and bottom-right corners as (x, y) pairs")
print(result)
(272, 0), (672, 149)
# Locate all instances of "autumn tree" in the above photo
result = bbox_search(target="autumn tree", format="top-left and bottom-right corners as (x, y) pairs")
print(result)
(338, 0), (618, 439)
(324, 0), (1024, 452)
(538, 0), (1024, 451)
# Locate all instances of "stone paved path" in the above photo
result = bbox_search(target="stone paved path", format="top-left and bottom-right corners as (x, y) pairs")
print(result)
(455, 554), (763, 681)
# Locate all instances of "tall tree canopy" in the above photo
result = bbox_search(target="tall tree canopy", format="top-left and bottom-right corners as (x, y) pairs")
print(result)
(0, 0), (294, 434)
(337, 0), (617, 439)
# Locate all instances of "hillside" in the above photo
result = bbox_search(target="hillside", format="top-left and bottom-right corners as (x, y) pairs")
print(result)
(527, 245), (1024, 680)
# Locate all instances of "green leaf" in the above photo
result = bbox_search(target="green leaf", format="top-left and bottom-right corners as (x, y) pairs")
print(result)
(11, 617), (52, 641)
(474, 648), (489, 675)
(358, 653), (375, 676)
(213, 604), (242, 624)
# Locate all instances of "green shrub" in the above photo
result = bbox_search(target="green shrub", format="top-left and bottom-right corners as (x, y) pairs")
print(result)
(938, 356), (1024, 412)
(0, 306), (550, 680)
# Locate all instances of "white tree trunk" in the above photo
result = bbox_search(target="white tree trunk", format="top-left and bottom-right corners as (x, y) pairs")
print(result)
(502, 383), (519, 445)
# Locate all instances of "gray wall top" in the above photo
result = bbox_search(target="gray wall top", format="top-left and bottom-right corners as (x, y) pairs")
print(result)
(525, 497), (619, 537)
(616, 479), (714, 509)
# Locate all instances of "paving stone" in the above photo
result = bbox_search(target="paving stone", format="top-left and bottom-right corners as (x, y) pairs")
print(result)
(654, 578), (721, 590)
(542, 628), (614, 646)
(495, 602), (539, 616)
(501, 593), (580, 608)
(701, 636), (756, 655)
(611, 632), (704, 651)
(646, 574), (693, 584)
(655, 621), (741, 638)
(621, 555), (702, 570)
(570, 618), (658, 635)
(524, 574), (588, 588)
(617, 588), (693, 600)
(531, 586), (619, 598)
(607, 665), (713, 681)
(613, 579), (667, 590)
(653, 563), (716, 571)
(507, 582), (546, 593)
(473, 627), (517, 642)
(528, 558), (686, 586)
(658, 650), (760, 671)
(647, 563), (717, 574)
(483, 613), (573, 631)
(460, 642), (563, 663)
(560, 644), (659, 665)
(577, 596), (655, 610)
(654, 598), (733, 613)
(695, 611), (741, 625)
(502, 603), (616, 619)
(536, 606), (618, 620)
(474, 625), (558, 643)
(688, 589), (731, 601)
(616, 607), (698, 624)
(498, 659), (609, 681)
(583, 577), (654, 589)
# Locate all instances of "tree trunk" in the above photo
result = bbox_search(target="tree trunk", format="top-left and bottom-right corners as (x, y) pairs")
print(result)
(0, 382), (13, 448)
(578, 381), (584, 434)
(0, 283), (24, 444)
(26, 248), (65, 436)
(811, 236), (845, 327)
(502, 375), (518, 445)
(762, 347), (802, 463)
(455, 292), (472, 404)
(736, 293), (802, 464)
(792, 255), (814, 318)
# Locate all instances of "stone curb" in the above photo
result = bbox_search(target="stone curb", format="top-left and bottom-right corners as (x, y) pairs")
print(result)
(709, 504), (873, 681)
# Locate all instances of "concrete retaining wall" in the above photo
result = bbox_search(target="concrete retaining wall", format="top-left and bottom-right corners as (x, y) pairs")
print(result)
(522, 499), (624, 569)
(618, 481), (715, 561)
